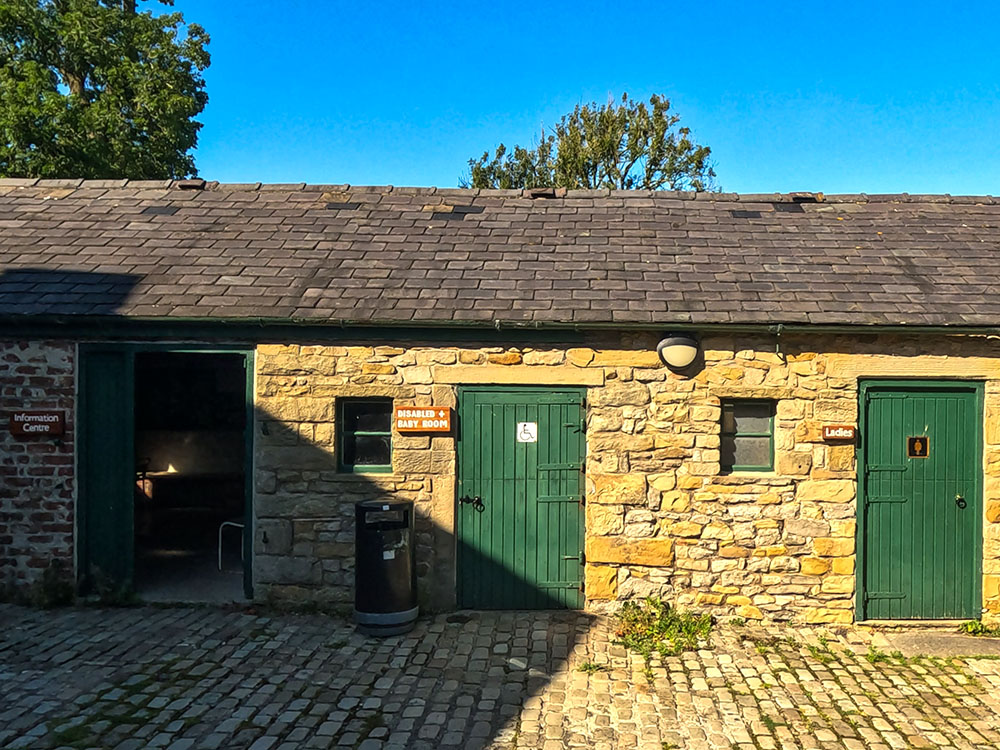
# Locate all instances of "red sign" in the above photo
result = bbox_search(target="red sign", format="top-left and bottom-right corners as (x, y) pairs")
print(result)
(10, 410), (65, 436)
(823, 424), (856, 441)
(394, 406), (452, 433)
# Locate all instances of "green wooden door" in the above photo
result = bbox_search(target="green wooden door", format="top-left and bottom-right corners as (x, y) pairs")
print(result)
(457, 387), (585, 609)
(78, 348), (135, 590)
(860, 381), (982, 619)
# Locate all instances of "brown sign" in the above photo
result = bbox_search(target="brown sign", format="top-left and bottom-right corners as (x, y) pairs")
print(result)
(908, 436), (929, 458)
(823, 424), (856, 441)
(10, 410), (65, 436)
(394, 406), (452, 433)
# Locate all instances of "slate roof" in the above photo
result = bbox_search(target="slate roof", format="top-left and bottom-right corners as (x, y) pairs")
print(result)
(2, 178), (1000, 328)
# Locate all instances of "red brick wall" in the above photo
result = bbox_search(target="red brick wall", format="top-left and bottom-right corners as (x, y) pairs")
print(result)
(0, 341), (75, 590)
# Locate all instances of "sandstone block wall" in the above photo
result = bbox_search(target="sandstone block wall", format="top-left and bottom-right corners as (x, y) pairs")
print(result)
(253, 345), (456, 610)
(253, 333), (1000, 624)
(0, 341), (75, 591)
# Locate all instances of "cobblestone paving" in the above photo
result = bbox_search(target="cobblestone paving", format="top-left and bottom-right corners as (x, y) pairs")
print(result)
(2, 604), (1000, 750)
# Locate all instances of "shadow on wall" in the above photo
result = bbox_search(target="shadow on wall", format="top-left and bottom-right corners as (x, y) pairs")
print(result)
(252, 405), (597, 748)
(0, 266), (146, 593)
(252, 403), (581, 612)
(0, 267), (143, 315)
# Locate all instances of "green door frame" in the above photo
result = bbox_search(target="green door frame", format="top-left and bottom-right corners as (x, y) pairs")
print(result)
(78, 342), (256, 599)
(856, 378), (984, 620)
(455, 384), (587, 609)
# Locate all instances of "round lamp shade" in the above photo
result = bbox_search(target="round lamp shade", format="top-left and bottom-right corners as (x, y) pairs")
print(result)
(657, 334), (699, 371)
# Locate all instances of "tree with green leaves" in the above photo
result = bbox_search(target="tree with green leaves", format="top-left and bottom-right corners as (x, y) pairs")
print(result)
(464, 94), (716, 191)
(0, 0), (209, 179)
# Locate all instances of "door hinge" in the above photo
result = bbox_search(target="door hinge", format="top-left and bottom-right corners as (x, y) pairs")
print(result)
(864, 591), (906, 601)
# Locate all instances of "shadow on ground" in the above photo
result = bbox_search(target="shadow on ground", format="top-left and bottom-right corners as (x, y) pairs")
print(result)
(4, 606), (1000, 750)
(0, 604), (597, 750)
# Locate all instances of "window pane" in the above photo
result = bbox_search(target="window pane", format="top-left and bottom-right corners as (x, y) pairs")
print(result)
(343, 434), (391, 466)
(731, 402), (772, 433)
(721, 435), (771, 469)
(343, 400), (391, 432)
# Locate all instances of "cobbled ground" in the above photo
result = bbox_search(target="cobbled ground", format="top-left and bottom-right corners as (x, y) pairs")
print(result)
(1, 604), (1000, 750)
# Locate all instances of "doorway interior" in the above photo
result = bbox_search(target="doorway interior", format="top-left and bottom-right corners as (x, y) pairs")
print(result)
(132, 352), (250, 602)
(78, 345), (253, 603)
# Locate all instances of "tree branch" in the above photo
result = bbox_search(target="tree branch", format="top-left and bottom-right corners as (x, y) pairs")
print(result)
(60, 70), (85, 98)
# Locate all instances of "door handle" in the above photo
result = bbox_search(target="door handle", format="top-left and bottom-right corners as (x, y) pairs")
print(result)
(955, 494), (967, 509)
(459, 495), (485, 512)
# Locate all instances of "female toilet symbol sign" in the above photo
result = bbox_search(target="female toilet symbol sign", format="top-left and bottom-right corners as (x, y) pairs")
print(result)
(517, 422), (538, 443)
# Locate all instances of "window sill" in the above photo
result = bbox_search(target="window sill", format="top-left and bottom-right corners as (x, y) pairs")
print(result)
(337, 467), (393, 476)
(709, 472), (794, 486)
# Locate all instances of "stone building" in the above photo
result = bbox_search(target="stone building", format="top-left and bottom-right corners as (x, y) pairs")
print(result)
(1, 178), (998, 625)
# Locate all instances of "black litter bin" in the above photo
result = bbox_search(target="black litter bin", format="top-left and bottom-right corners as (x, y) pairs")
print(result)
(354, 500), (418, 636)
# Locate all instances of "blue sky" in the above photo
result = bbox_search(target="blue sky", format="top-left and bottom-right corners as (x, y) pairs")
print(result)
(168, 1), (1000, 194)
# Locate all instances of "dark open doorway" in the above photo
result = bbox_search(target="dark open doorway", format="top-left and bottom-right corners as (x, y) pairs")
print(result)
(131, 351), (251, 602)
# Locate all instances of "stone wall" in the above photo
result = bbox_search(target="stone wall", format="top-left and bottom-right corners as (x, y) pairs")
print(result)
(253, 345), (457, 610)
(253, 333), (1000, 623)
(0, 341), (75, 591)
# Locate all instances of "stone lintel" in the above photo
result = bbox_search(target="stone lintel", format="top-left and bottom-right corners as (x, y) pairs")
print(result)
(585, 536), (674, 566)
(827, 354), (1000, 379)
(433, 365), (605, 386)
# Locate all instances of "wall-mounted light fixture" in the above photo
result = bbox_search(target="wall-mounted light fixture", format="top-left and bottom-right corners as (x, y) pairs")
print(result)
(657, 333), (700, 372)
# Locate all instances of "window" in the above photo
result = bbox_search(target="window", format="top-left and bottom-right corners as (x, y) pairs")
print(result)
(338, 398), (392, 472)
(720, 400), (775, 472)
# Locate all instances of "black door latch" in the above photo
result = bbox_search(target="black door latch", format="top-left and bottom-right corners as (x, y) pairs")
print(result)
(459, 495), (485, 512)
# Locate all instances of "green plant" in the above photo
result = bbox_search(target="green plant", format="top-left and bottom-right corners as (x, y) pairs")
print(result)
(750, 636), (780, 655)
(613, 597), (713, 665)
(806, 644), (833, 664)
(90, 567), (140, 607)
(31, 559), (75, 608)
(47, 722), (90, 749)
(577, 661), (609, 674)
(359, 710), (384, 737)
(729, 617), (746, 627)
(865, 646), (891, 664)
(960, 620), (1000, 637)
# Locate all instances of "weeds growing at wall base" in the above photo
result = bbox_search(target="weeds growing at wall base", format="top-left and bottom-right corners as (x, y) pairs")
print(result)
(613, 597), (713, 674)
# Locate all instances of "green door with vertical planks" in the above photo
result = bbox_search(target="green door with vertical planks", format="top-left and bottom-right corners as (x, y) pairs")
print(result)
(78, 347), (135, 590)
(859, 381), (982, 620)
(457, 387), (585, 609)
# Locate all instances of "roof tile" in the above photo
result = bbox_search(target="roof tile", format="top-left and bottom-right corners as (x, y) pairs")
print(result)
(2, 182), (1000, 328)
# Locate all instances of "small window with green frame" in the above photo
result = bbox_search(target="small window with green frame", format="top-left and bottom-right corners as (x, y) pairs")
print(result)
(338, 398), (393, 473)
(720, 399), (775, 473)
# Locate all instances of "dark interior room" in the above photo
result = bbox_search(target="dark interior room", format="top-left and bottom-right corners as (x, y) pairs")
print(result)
(133, 352), (247, 602)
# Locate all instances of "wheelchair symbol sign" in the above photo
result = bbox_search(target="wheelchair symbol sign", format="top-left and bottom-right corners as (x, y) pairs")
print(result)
(516, 422), (538, 443)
